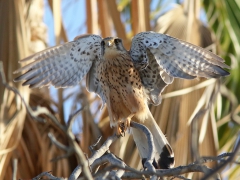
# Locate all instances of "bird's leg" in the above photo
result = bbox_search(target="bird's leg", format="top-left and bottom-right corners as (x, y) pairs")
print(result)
(124, 117), (131, 132)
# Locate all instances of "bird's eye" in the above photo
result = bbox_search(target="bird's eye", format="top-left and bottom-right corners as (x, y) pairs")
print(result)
(101, 41), (105, 47)
(114, 39), (121, 44)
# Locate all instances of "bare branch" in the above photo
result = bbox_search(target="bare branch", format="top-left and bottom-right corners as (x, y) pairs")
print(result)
(91, 153), (126, 179)
(12, 159), (18, 180)
(32, 171), (65, 180)
(69, 134), (118, 179)
(48, 133), (70, 152)
(170, 175), (191, 180)
(201, 135), (240, 180)
(100, 162), (214, 179)
(80, 146), (239, 179)
(48, 133), (75, 162)
(195, 152), (233, 164)
(67, 108), (84, 130)
(65, 114), (94, 180)
(89, 136), (102, 153)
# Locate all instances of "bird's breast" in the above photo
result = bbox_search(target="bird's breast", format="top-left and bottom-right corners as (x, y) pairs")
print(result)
(96, 52), (148, 123)
(97, 53), (141, 89)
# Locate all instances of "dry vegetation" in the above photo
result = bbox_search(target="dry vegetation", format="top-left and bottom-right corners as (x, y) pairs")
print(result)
(0, 0), (239, 179)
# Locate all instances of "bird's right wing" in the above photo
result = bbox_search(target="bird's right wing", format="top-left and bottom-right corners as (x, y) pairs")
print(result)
(14, 34), (102, 89)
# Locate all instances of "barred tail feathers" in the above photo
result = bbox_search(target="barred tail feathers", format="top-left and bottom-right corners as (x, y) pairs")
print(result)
(132, 109), (175, 169)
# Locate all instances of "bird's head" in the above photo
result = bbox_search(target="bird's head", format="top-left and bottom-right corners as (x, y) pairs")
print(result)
(101, 37), (126, 57)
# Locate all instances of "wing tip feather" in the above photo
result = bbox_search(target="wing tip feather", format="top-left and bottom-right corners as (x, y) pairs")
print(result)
(13, 74), (26, 82)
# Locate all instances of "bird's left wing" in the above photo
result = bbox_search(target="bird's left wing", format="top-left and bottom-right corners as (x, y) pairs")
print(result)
(130, 31), (230, 105)
(130, 31), (230, 80)
(14, 34), (102, 88)
(136, 48), (170, 105)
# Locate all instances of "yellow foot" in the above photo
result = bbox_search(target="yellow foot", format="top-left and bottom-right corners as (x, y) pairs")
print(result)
(116, 119), (131, 137)
(116, 122), (125, 137)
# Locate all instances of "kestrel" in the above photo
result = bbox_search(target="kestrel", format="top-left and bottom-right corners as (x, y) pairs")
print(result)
(14, 31), (230, 169)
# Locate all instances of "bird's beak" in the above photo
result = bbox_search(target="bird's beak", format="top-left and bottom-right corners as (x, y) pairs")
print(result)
(108, 40), (114, 47)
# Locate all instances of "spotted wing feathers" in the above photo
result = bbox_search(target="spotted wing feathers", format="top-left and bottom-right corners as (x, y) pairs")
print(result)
(130, 31), (230, 83)
(14, 35), (102, 88)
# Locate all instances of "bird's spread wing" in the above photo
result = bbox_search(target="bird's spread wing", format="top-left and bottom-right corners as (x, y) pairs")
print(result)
(14, 34), (102, 88)
(130, 31), (230, 104)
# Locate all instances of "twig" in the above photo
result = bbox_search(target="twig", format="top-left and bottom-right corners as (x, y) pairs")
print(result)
(32, 171), (65, 180)
(100, 163), (213, 179)
(195, 152), (233, 164)
(67, 108), (84, 129)
(91, 153), (126, 179)
(69, 134), (118, 180)
(12, 159), (18, 180)
(170, 175), (191, 180)
(80, 161), (213, 179)
(89, 134), (118, 165)
(89, 136), (102, 153)
(48, 133), (70, 152)
(48, 133), (74, 162)
(64, 109), (94, 180)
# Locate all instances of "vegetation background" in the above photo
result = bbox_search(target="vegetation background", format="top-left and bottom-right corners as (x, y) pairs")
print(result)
(0, 0), (239, 179)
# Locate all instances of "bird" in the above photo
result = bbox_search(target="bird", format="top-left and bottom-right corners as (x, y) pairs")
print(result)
(13, 31), (230, 170)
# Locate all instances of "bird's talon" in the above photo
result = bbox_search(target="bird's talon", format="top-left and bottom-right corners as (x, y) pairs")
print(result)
(117, 122), (126, 137)
(117, 119), (131, 137)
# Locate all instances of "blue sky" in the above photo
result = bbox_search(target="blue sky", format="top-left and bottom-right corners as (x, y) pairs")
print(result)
(43, 0), (207, 46)
(43, 0), (87, 46)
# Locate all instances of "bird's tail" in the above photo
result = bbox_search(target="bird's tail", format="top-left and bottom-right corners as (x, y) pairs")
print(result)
(132, 109), (175, 169)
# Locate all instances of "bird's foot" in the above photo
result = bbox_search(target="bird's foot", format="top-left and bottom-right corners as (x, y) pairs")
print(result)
(116, 119), (131, 137)
(117, 123), (125, 137)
